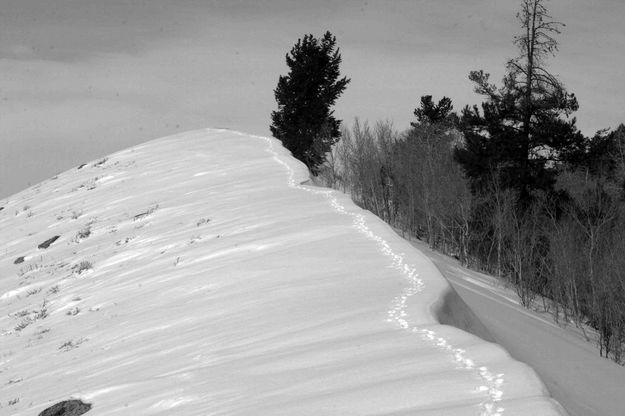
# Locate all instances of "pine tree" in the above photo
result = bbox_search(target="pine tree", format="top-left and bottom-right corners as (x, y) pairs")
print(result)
(270, 31), (350, 174)
(456, 0), (582, 203)
(411, 95), (457, 127)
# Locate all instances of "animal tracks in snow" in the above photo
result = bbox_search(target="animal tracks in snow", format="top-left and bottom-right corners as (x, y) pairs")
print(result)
(252, 132), (505, 416)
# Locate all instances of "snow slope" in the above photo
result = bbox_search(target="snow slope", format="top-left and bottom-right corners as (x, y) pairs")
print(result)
(408, 239), (625, 416)
(0, 129), (566, 415)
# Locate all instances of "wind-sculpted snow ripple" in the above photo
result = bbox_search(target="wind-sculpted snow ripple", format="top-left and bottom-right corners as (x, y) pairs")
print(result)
(250, 132), (505, 416)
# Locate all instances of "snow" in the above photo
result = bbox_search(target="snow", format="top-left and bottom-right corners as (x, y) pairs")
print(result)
(0, 129), (565, 415)
(409, 239), (625, 416)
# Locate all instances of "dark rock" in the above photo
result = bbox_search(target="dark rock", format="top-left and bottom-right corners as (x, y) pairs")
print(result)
(77, 164), (86, 170)
(93, 158), (107, 167)
(0, 206), (4, 212)
(14, 256), (25, 264)
(38, 235), (60, 249)
(39, 399), (92, 416)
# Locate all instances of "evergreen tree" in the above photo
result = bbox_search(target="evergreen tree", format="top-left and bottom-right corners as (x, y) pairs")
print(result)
(270, 31), (350, 174)
(456, 0), (583, 202)
(411, 95), (457, 127)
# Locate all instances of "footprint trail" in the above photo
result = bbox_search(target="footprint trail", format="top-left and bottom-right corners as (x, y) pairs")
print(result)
(245, 131), (505, 416)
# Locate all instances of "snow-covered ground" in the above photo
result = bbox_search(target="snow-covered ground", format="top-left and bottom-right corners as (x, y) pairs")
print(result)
(1, 129), (565, 415)
(407, 239), (625, 416)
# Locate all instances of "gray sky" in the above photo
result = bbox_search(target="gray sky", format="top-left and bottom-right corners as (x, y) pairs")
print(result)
(1, 0), (624, 198)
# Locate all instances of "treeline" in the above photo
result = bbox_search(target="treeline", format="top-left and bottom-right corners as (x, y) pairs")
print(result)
(323, 115), (625, 364)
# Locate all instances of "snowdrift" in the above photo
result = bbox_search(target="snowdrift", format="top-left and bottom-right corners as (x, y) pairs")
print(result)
(0, 129), (566, 415)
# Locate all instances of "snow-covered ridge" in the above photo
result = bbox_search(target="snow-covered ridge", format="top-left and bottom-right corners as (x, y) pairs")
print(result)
(1, 129), (565, 415)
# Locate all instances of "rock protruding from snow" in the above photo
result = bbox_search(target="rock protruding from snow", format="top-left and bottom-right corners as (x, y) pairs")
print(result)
(38, 400), (91, 416)
(37, 235), (60, 249)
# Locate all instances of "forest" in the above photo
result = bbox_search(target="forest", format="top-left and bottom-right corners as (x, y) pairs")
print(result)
(324, 116), (625, 364)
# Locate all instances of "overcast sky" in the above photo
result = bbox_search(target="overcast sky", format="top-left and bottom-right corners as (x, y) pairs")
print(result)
(1, 0), (624, 198)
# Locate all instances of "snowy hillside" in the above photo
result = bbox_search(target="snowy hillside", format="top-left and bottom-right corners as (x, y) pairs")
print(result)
(1, 129), (566, 415)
